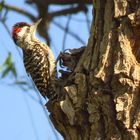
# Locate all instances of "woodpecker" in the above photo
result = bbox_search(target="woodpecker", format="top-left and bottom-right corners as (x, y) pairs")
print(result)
(12, 19), (57, 100)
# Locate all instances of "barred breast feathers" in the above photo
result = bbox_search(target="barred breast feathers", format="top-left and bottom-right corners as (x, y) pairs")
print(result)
(40, 42), (56, 77)
(22, 36), (56, 76)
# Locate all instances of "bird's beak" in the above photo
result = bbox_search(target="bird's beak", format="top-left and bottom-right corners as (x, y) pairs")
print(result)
(30, 18), (42, 37)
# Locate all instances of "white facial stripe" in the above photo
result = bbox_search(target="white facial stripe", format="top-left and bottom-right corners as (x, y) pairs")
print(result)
(17, 26), (28, 38)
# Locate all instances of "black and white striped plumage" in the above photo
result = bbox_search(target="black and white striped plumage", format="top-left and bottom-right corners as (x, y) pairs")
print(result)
(12, 19), (57, 99)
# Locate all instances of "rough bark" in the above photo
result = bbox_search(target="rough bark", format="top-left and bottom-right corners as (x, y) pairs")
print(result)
(47, 0), (140, 140)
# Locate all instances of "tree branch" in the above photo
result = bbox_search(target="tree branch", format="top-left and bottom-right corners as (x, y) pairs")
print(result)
(62, 14), (72, 51)
(48, 5), (88, 20)
(26, 0), (92, 5)
(52, 20), (85, 45)
(1, 2), (36, 21)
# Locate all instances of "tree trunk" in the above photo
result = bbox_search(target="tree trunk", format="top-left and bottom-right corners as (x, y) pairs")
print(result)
(46, 0), (140, 139)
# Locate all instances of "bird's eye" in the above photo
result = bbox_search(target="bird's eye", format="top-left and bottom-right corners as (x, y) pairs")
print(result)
(27, 27), (30, 32)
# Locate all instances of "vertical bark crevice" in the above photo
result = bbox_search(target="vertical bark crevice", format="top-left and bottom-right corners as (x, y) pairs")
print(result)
(47, 0), (140, 139)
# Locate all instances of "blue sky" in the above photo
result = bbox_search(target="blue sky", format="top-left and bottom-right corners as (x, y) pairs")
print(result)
(0, 0), (92, 140)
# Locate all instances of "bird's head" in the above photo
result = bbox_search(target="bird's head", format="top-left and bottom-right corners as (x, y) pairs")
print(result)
(12, 19), (42, 47)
